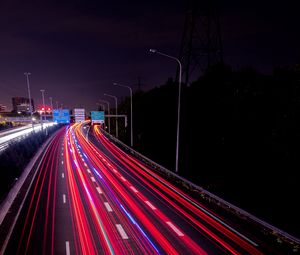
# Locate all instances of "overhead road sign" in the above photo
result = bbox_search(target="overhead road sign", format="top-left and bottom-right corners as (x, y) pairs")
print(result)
(74, 108), (85, 123)
(53, 109), (70, 124)
(91, 111), (104, 124)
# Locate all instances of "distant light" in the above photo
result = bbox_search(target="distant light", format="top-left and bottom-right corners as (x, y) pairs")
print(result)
(48, 108), (51, 111)
(32, 117), (36, 121)
(17, 111), (21, 114)
(42, 107), (45, 111)
(149, 49), (157, 53)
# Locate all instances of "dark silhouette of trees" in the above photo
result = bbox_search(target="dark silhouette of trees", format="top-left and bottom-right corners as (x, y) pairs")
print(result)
(118, 64), (300, 237)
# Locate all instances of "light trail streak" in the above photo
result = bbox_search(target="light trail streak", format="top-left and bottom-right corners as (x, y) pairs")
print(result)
(69, 123), (208, 255)
(92, 125), (263, 255)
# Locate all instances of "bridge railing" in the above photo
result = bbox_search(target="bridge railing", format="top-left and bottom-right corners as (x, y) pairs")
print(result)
(100, 128), (300, 250)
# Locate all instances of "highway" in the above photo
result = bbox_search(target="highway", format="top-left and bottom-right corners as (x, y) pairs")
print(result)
(0, 123), (56, 152)
(1, 123), (265, 254)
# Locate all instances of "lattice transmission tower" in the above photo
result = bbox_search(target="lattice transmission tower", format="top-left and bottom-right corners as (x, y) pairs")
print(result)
(178, 0), (223, 84)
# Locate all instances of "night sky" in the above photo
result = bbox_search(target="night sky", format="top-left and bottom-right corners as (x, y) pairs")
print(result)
(0, 1), (299, 111)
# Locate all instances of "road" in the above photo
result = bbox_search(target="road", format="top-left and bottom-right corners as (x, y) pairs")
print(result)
(1, 123), (264, 254)
(0, 123), (56, 152)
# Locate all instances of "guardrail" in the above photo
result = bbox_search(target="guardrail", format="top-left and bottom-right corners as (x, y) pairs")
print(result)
(100, 128), (300, 251)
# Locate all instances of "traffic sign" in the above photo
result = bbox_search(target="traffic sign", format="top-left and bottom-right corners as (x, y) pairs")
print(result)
(91, 111), (104, 124)
(53, 109), (70, 123)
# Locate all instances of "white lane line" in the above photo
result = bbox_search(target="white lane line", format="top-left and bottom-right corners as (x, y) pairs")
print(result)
(61, 161), (64, 165)
(116, 224), (129, 239)
(62, 173), (65, 178)
(130, 186), (138, 193)
(121, 176), (126, 182)
(145, 201), (156, 210)
(61, 153), (63, 156)
(96, 187), (103, 194)
(107, 163), (111, 167)
(91, 177), (96, 182)
(84, 163), (88, 167)
(65, 241), (70, 255)
(87, 169), (91, 173)
(166, 221), (184, 236)
(113, 169), (118, 173)
(63, 194), (66, 204)
(104, 202), (113, 212)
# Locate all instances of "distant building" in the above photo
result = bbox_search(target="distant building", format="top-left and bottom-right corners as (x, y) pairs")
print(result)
(12, 97), (34, 113)
(0, 104), (7, 112)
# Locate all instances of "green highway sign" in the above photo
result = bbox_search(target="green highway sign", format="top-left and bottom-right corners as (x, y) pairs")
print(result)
(91, 111), (104, 124)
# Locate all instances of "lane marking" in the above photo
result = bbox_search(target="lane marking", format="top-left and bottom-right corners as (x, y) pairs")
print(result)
(87, 169), (91, 174)
(61, 153), (63, 156)
(96, 187), (103, 194)
(113, 169), (118, 173)
(61, 161), (64, 165)
(107, 163), (111, 167)
(166, 221), (184, 236)
(145, 201), (156, 210)
(63, 194), (66, 204)
(130, 186), (138, 193)
(91, 177), (96, 182)
(116, 224), (128, 239)
(104, 202), (113, 212)
(62, 173), (64, 178)
(65, 241), (70, 255)
(121, 176), (126, 182)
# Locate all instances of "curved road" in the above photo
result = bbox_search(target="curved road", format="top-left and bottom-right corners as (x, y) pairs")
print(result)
(1, 123), (265, 254)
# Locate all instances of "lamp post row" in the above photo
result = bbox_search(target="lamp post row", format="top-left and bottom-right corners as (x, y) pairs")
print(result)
(24, 72), (57, 129)
(25, 47), (182, 173)
(104, 49), (181, 173)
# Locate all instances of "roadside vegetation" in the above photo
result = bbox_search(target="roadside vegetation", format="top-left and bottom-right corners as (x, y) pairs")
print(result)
(117, 63), (300, 238)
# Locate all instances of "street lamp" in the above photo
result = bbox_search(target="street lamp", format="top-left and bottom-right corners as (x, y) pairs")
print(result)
(104, 93), (118, 139)
(24, 72), (33, 128)
(40, 89), (45, 128)
(113, 82), (133, 147)
(99, 99), (111, 134)
(149, 48), (182, 173)
(49, 97), (53, 115)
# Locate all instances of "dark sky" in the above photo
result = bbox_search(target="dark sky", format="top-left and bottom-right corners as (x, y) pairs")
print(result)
(0, 1), (299, 111)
